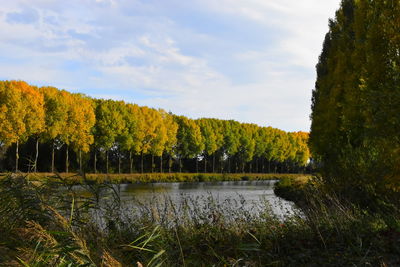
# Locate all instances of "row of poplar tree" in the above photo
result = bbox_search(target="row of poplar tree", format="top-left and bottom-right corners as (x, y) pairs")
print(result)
(0, 80), (310, 174)
(310, 0), (400, 196)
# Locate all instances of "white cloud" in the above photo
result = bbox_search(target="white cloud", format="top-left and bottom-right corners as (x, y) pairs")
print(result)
(198, 0), (339, 68)
(0, 0), (341, 131)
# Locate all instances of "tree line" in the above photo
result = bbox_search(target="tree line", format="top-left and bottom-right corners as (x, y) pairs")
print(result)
(310, 0), (400, 197)
(0, 80), (310, 174)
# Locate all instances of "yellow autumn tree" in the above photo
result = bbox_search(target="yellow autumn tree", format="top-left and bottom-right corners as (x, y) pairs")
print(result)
(0, 81), (24, 171)
(69, 94), (95, 172)
(40, 87), (70, 172)
(61, 93), (95, 172)
(138, 106), (167, 173)
(21, 83), (45, 172)
(160, 110), (178, 173)
(121, 103), (144, 173)
(0, 81), (45, 171)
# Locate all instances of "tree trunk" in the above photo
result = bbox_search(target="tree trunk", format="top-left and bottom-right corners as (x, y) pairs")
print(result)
(196, 157), (198, 173)
(79, 150), (82, 172)
(141, 152), (144, 173)
(129, 151), (133, 174)
(160, 154), (163, 173)
(15, 140), (19, 172)
(51, 142), (55, 173)
(235, 160), (238, 173)
(228, 157), (231, 174)
(212, 154), (215, 173)
(169, 155), (172, 173)
(256, 158), (259, 173)
(249, 162), (252, 173)
(204, 155), (207, 173)
(262, 158), (265, 173)
(118, 154), (121, 174)
(179, 158), (182, 173)
(151, 154), (154, 173)
(34, 138), (39, 172)
(65, 145), (69, 173)
(106, 150), (109, 174)
(94, 150), (97, 174)
(220, 156), (223, 173)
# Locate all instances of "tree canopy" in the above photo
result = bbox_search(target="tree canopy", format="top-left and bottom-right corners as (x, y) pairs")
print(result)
(0, 80), (310, 173)
(310, 0), (400, 194)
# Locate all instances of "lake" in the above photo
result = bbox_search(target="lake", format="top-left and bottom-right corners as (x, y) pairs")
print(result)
(72, 180), (298, 223)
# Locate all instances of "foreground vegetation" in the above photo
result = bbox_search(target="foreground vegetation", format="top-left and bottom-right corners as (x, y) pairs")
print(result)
(0, 172), (304, 185)
(1, 174), (400, 266)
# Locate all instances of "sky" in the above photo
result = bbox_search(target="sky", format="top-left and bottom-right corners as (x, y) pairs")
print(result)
(0, 0), (341, 132)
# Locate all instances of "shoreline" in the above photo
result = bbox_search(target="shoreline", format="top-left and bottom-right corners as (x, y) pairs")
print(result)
(0, 172), (311, 185)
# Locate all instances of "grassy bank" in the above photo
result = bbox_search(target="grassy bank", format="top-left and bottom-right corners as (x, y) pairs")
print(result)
(273, 175), (310, 204)
(0, 172), (307, 184)
(1, 174), (400, 266)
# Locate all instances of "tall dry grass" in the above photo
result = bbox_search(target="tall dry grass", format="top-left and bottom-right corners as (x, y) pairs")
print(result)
(0, 174), (399, 266)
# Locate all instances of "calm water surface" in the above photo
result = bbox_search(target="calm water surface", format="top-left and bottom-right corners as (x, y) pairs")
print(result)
(79, 180), (297, 218)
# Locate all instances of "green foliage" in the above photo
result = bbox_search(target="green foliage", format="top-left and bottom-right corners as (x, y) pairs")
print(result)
(40, 87), (69, 142)
(117, 103), (139, 153)
(174, 115), (204, 159)
(196, 118), (219, 156)
(222, 120), (241, 157)
(310, 0), (400, 200)
(238, 123), (257, 163)
(94, 99), (126, 151)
